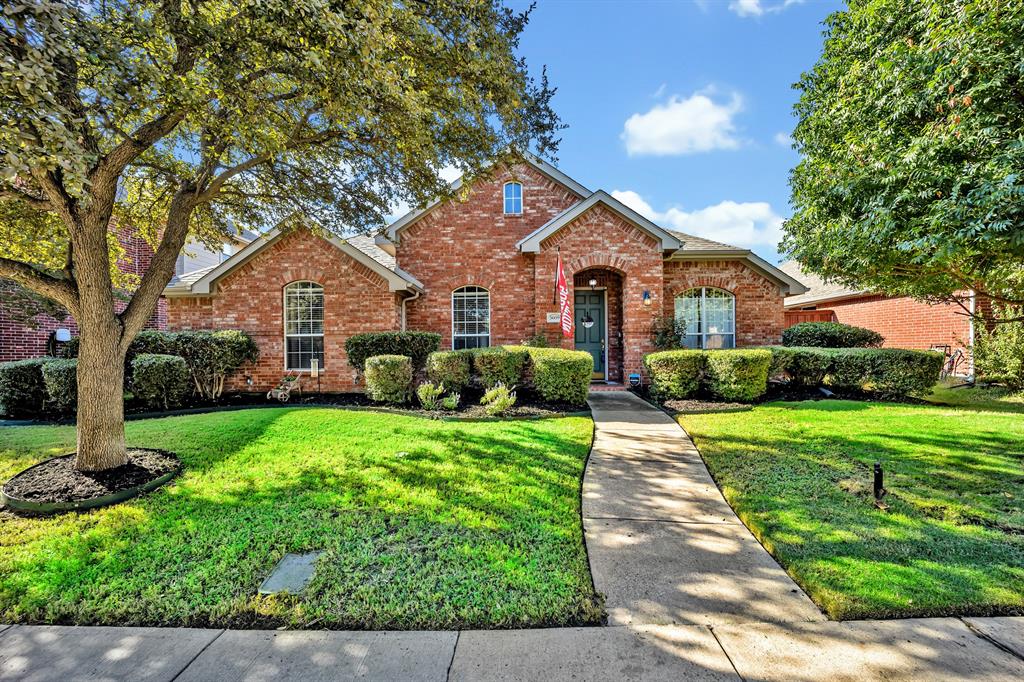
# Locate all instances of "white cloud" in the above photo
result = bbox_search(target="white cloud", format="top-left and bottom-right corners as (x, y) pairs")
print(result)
(729, 0), (805, 18)
(612, 189), (785, 258)
(622, 90), (744, 156)
(773, 131), (794, 147)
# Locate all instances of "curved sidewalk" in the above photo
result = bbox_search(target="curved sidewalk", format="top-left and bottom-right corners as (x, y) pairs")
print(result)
(582, 390), (824, 627)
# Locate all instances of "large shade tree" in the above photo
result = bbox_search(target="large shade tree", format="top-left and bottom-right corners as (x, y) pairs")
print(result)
(785, 0), (1024, 319)
(1, 0), (560, 470)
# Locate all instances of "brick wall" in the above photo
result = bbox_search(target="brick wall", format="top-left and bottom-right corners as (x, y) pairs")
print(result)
(396, 162), (580, 348)
(662, 259), (786, 347)
(0, 225), (166, 362)
(167, 228), (401, 392)
(822, 295), (973, 352)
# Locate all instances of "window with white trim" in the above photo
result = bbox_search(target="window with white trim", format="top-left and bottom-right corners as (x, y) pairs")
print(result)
(284, 281), (325, 370)
(503, 182), (522, 215)
(674, 287), (735, 349)
(452, 286), (490, 350)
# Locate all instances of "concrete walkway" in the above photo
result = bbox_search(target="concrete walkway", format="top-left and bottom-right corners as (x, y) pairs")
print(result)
(2, 392), (1023, 680)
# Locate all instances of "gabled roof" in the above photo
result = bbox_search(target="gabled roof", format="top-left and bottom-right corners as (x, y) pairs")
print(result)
(384, 151), (590, 242)
(516, 190), (683, 253)
(164, 226), (422, 296)
(780, 260), (866, 308)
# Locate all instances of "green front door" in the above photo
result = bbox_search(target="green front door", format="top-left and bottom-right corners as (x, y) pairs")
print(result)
(574, 290), (606, 379)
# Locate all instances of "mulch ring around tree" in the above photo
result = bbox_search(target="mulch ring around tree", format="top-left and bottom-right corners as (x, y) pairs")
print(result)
(1, 448), (180, 515)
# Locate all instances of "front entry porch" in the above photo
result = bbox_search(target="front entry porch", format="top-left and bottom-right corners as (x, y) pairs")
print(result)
(573, 268), (624, 383)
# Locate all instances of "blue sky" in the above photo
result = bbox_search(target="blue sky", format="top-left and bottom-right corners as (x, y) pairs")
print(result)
(501, 0), (844, 263)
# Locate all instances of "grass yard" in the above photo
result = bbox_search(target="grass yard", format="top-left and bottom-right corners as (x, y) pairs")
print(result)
(677, 398), (1024, 620)
(0, 408), (599, 629)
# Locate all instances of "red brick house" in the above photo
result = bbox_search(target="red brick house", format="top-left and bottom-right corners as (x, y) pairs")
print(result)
(780, 261), (977, 373)
(164, 155), (806, 392)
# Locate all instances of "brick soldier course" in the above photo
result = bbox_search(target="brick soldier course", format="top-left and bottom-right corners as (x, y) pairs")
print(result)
(164, 153), (807, 392)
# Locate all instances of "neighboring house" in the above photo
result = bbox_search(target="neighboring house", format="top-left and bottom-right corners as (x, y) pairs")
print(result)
(164, 154), (806, 392)
(0, 227), (254, 362)
(780, 261), (978, 371)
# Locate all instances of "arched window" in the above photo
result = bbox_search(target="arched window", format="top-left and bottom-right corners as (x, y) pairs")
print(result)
(284, 281), (325, 370)
(503, 181), (523, 215)
(675, 287), (735, 349)
(452, 286), (490, 349)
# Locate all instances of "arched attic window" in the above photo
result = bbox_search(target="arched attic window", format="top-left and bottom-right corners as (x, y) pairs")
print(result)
(284, 281), (325, 370)
(675, 287), (735, 349)
(452, 286), (490, 350)
(503, 181), (523, 215)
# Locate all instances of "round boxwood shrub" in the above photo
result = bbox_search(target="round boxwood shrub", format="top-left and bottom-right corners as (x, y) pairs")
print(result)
(0, 358), (49, 418)
(782, 322), (883, 348)
(345, 332), (441, 372)
(526, 347), (593, 405)
(132, 354), (191, 410)
(643, 350), (706, 400)
(704, 349), (772, 402)
(426, 350), (471, 391)
(471, 347), (527, 389)
(41, 359), (77, 413)
(364, 354), (413, 404)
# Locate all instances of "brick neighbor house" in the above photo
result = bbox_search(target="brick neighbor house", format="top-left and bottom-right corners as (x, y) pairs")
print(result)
(163, 154), (807, 392)
(780, 261), (978, 374)
(0, 226), (253, 363)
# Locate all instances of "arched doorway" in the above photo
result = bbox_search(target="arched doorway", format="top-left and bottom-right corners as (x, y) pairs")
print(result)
(573, 268), (624, 382)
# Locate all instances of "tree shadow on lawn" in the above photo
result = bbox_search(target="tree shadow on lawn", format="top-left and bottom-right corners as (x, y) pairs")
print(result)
(0, 411), (600, 630)
(685, 401), (1024, 619)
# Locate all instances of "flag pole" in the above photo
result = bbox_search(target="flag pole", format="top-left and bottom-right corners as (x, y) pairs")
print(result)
(552, 247), (559, 305)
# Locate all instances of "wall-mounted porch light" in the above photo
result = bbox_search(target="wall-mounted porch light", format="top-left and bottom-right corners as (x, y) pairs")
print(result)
(588, 278), (598, 289)
(642, 290), (652, 306)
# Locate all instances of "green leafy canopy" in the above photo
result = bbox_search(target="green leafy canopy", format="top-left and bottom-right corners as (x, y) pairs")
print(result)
(785, 0), (1024, 318)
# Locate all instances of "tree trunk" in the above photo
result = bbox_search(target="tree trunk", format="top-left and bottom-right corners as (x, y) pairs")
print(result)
(74, 321), (129, 471)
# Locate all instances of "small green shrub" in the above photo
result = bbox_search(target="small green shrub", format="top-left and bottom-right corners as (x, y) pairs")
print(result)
(650, 315), (687, 351)
(471, 347), (527, 389)
(41, 359), (77, 413)
(440, 392), (460, 410)
(526, 347), (593, 405)
(132, 354), (190, 410)
(426, 351), (471, 391)
(704, 349), (772, 402)
(520, 333), (550, 348)
(782, 321), (883, 348)
(169, 330), (259, 400)
(643, 350), (706, 400)
(974, 306), (1024, 388)
(345, 332), (441, 372)
(480, 381), (517, 416)
(364, 354), (412, 404)
(767, 346), (834, 386)
(0, 358), (48, 417)
(867, 349), (944, 397)
(416, 381), (445, 411)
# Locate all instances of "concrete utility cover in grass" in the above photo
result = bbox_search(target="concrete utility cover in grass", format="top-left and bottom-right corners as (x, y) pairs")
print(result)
(258, 551), (322, 595)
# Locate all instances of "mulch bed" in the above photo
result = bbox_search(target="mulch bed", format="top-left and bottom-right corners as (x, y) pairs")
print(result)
(3, 448), (180, 504)
(660, 398), (752, 414)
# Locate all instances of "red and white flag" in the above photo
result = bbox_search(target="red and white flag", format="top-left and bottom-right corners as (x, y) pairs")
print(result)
(555, 252), (573, 338)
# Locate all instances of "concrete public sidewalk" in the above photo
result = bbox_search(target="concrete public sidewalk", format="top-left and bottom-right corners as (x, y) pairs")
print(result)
(2, 391), (1023, 680)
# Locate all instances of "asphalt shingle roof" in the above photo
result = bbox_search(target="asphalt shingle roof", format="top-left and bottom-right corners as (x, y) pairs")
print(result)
(779, 260), (866, 307)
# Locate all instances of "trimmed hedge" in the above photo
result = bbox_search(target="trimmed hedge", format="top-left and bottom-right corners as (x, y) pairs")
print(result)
(471, 347), (528, 389)
(41, 359), (77, 413)
(524, 347), (593, 405)
(0, 358), (48, 417)
(767, 346), (943, 397)
(782, 322), (884, 348)
(345, 332), (440, 372)
(704, 350), (772, 402)
(132, 354), (191, 410)
(426, 350), (472, 391)
(364, 354), (413, 404)
(643, 350), (706, 400)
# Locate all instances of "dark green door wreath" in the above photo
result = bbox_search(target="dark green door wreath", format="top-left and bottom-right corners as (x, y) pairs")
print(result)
(1, 448), (180, 514)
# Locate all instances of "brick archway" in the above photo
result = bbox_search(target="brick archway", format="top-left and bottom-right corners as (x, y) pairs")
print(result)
(573, 267), (625, 382)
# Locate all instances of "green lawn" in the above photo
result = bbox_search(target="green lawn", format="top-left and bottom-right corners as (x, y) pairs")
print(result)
(0, 408), (600, 629)
(677, 398), (1024, 620)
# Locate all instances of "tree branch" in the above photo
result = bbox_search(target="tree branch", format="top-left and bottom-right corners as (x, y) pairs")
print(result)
(0, 187), (52, 212)
(0, 257), (78, 312)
